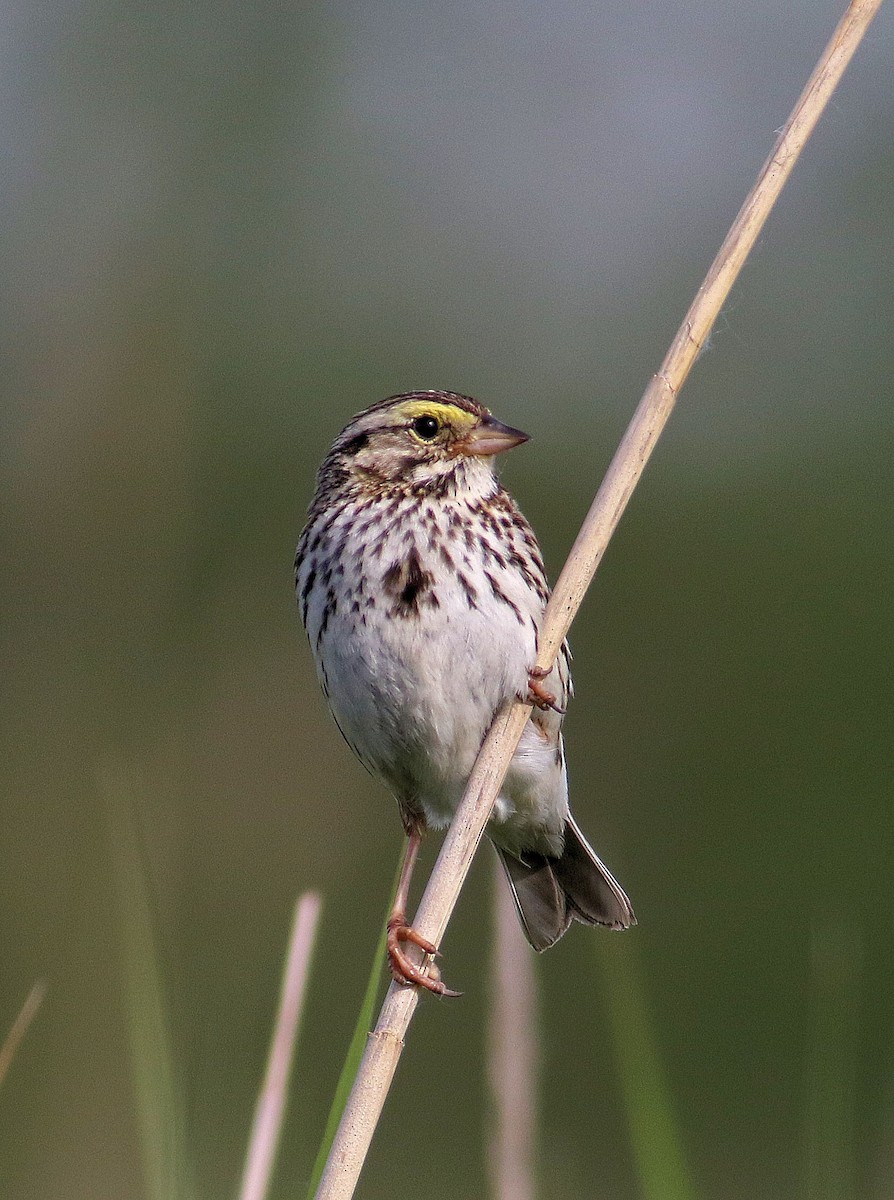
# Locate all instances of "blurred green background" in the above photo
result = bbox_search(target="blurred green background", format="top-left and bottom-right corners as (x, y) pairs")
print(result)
(2, 2), (893, 1197)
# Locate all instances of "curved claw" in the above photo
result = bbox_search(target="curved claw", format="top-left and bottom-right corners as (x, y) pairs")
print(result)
(386, 917), (462, 998)
(526, 672), (565, 714)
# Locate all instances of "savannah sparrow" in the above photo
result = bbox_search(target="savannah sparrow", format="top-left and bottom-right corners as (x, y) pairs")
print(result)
(295, 391), (634, 995)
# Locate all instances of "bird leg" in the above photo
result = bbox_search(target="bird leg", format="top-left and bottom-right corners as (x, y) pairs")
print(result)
(526, 665), (565, 714)
(387, 827), (461, 997)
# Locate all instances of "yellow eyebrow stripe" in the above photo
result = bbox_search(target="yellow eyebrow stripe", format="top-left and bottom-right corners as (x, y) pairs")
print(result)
(394, 400), (478, 431)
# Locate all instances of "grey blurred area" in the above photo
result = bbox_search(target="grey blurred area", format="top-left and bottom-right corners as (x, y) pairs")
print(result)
(2, 2), (893, 1197)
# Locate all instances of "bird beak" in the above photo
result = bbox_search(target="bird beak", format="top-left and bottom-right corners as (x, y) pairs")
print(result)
(454, 416), (530, 457)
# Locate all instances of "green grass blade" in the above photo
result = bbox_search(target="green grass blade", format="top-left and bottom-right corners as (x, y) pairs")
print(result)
(99, 760), (196, 1200)
(596, 940), (697, 1200)
(305, 857), (399, 1199)
(802, 917), (859, 1200)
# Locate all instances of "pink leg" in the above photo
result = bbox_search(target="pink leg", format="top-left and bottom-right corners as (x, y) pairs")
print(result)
(387, 829), (461, 998)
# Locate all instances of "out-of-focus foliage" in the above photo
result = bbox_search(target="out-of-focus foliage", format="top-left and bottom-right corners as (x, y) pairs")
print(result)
(2, 3), (892, 1197)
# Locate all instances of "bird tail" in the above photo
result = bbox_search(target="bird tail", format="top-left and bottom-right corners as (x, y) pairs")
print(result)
(495, 816), (636, 952)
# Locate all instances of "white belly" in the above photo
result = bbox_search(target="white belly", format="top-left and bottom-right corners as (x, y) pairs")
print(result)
(301, 494), (569, 854)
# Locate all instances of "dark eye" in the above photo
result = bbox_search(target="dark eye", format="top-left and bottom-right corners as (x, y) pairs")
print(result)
(411, 414), (440, 440)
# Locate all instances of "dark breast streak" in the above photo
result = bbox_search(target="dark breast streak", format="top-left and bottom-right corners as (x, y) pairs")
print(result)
(382, 546), (440, 616)
(297, 483), (548, 644)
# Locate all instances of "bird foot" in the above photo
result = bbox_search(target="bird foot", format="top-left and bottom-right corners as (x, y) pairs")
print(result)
(526, 667), (565, 713)
(386, 915), (462, 997)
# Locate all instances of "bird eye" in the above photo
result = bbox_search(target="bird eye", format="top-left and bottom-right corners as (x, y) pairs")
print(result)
(411, 414), (440, 440)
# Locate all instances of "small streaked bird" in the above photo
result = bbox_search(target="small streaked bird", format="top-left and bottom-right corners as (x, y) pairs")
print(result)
(295, 391), (634, 994)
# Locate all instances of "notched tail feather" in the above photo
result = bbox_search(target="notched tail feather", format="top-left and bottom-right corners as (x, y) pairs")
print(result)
(496, 816), (635, 952)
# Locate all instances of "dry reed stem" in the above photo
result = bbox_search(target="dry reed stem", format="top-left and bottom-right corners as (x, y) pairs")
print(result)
(240, 892), (323, 1200)
(488, 862), (538, 1200)
(314, 3), (883, 1196)
(0, 981), (47, 1090)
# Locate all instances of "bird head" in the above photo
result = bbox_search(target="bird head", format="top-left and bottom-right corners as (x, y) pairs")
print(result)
(327, 391), (529, 495)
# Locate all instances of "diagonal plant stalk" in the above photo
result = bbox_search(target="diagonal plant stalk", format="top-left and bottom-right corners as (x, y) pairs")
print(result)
(305, 860), (400, 1198)
(314, 3), (884, 1196)
(0, 982), (47, 1090)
